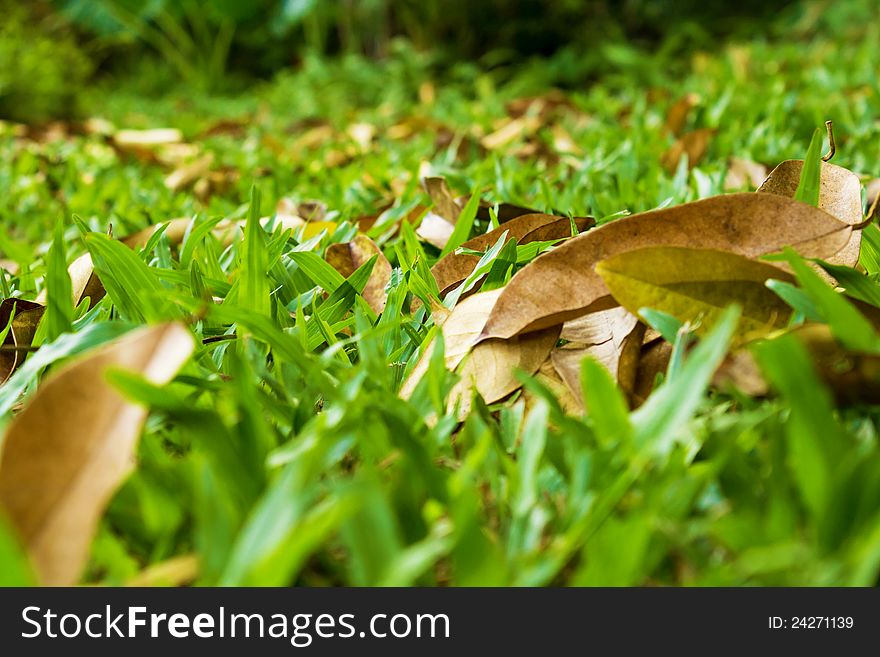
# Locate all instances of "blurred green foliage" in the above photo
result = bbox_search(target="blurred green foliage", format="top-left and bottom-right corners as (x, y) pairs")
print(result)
(0, 2), (92, 122)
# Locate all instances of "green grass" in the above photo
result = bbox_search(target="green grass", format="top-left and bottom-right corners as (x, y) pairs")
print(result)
(2, 3), (880, 586)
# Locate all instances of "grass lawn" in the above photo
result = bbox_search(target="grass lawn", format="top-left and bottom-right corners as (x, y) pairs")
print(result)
(1, 2), (880, 586)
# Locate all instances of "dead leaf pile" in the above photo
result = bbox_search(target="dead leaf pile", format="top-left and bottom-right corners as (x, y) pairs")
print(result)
(399, 132), (875, 412)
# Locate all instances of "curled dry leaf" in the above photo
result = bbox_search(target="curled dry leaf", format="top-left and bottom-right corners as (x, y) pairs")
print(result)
(0, 299), (45, 383)
(480, 193), (855, 340)
(724, 157), (768, 191)
(164, 153), (215, 192)
(552, 306), (645, 404)
(325, 235), (392, 314)
(866, 178), (880, 211)
(422, 177), (462, 224)
(758, 160), (862, 267)
(632, 337), (673, 407)
(431, 213), (594, 297)
(661, 128), (715, 173)
(0, 322), (194, 586)
(596, 246), (794, 343)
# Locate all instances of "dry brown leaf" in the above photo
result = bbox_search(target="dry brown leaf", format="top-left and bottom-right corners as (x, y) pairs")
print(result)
(524, 359), (584, 415)
(550, 123), (583, 156)
(431, 213), (594, 297)
(480, 116), (540, 151)
(0, 259), (19, 275)
(551, 307), (644, 404)
(480, 193), (854, 340)
(758, 160), (862, 267)
(0, 299), (45, 383)
(155, 142), (202, 167)
(0, 323), (194, 585)
(632, 338), (673, 407)
(164, 153), (215, 192)
(422, 177), (462, 223)
(113, 128), (183, 150)
(724, 157), (768, 190)
(665, 93), (700, 136)
(325, 235), (392, 314)
(416, 212), (455, 250)
(712, 349), (768, 396)
(866, 178), (880, 211)
(449, 325), (559, 415)
(714, 323), (880, 404)
(661, 128), (715, 173)
(400, 289), (504, 400)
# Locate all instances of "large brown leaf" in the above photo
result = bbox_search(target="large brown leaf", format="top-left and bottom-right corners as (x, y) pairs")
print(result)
(0, 323), (194, 585)
(431, 213), (594, 297)
(0, 299), (45, 384)
(325, 235), (392, 314)
(757, 160), (862, 267)
(480, 193), (855, 340)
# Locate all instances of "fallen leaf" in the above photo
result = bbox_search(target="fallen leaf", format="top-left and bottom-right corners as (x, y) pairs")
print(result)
(449, 325), (559, 414)
(416, 212), (455, 250)
(480, 116), (540, 151)
(113, 128), (183, 150)
(665, 93), (700, 136)
(164, 153), (215, 192)
(551, 307), (644, 404)
(0, 323), (194, 586)
(0, 299), (45, 383)
(399, 286), (559, 414)
(400, 289), (505, 401)
(155, 142), (202, 167)
(0, 260), (19, 275)
(480, 193), (855, 340)
(866, 178), (880, 211)
(632, 338), (672, 407)
(325, 236), (392, 314)
(758, 160), (863, 266)
(724, 157), (768, 190)
(524, 359), (584, 415)
(661, 128), (715, 173)
(712, 349), (768, 396)
(596, 246), (794, 342)
(422, 177), (462, 223)
(431, 213), (594, 297)
(715, 323), (880, 404)
(550, 123), (583, 156)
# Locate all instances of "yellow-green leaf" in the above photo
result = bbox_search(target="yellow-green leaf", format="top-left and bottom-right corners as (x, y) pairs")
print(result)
(596, 246), (794, 342)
